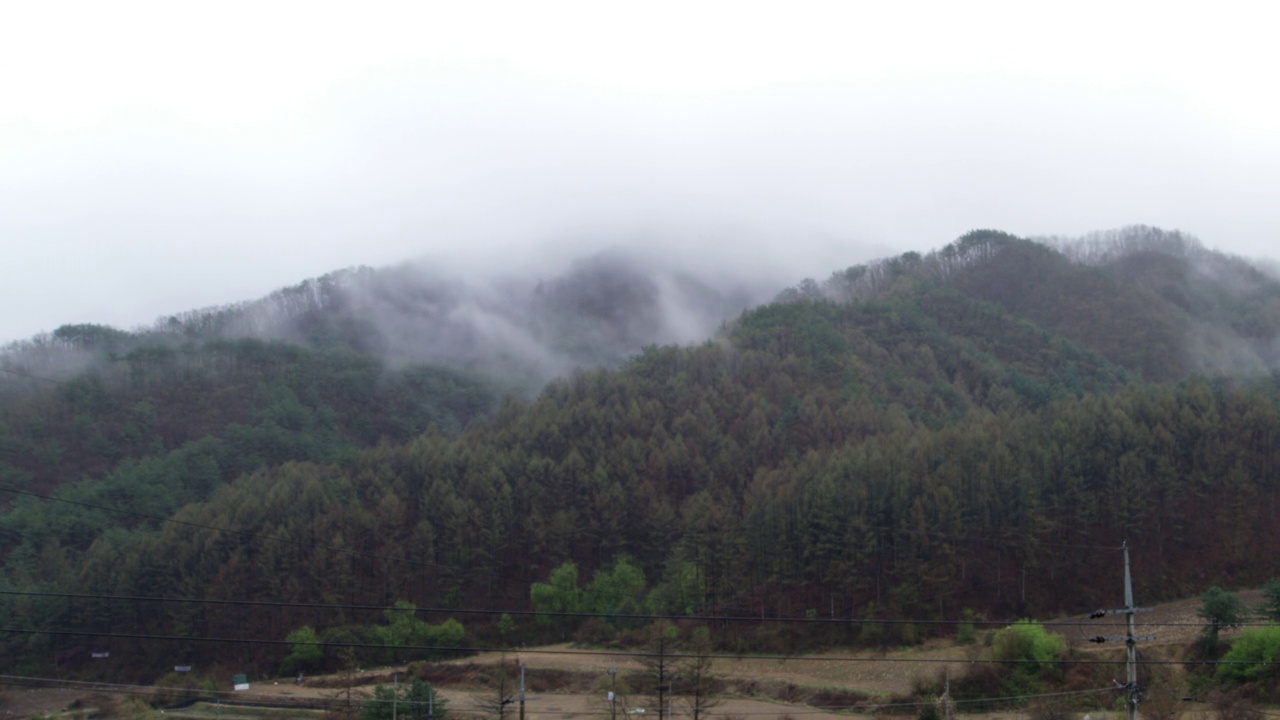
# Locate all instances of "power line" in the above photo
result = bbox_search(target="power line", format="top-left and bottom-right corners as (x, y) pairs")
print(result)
(0, 673), (242, 701)
(0, 673), (346, 711)
(402, 686), (1125, 718)
(4, 625), (1277, 668)
(0, 672), (1129, 718)
(1182, 691), (1280, 712)
(0, 669), (1253, 720)
(0, 673), (1119, 709)
(7, 589), (1272, 630)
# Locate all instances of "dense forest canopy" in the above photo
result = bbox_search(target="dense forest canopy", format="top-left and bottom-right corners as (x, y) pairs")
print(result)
(3, 226), (1280, 680)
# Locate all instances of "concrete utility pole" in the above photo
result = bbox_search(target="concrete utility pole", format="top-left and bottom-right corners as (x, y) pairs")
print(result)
(1088, 542), (1153, 720)
(608, 661), (618, 720)
(1123, 545), (1139, 720)
(943, 668), (953, 720)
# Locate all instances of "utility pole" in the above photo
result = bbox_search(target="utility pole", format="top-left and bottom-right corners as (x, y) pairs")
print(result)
(519, 662), (526, 720)
(608, 661), (618, 720)
(1088, 542), (1154, 720)
(943, 668), (953, 720)
(1123, 545), (1138, 720)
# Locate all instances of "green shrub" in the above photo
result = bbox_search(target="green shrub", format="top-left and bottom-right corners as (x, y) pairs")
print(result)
(992, 620), (1067, 694)
(1217, 626), (1280, 684)
(282, 625), (324, 674)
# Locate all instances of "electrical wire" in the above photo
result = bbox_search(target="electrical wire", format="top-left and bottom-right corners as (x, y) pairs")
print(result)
(0, 672), (1137, 718)
(0, 673), (346, 711)
(4, 589), (1276, 630)
(1184, 696), (1280, 718)
(4, 625), (1278, 667)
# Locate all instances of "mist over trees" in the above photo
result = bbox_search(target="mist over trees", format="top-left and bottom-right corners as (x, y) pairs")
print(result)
(145, 249), (771, 394)
(4, 226), (1280, 685)
(780, 226), (1280, 380)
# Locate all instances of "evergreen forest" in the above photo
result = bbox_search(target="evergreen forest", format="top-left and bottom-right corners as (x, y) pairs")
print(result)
(4, 226), (1280, 698)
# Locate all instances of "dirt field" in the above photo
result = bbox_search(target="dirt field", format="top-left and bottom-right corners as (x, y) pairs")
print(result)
(1, 591), (1262, 720)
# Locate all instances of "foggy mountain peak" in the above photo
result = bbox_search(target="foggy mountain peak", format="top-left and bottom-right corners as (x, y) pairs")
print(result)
(6, 226), (1279, 397)
(111, 244), (783, 393)
(773, 226), (1280, 381)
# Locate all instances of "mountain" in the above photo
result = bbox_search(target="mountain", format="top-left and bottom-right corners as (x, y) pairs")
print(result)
(789, 226), (1280, 381)
(143, 249), (774, 392)
(3, 227), (1280, 683)
(0, 248), (772, 503)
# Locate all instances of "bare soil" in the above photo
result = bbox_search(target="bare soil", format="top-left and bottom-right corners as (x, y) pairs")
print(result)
(2, 591), (1262, 720)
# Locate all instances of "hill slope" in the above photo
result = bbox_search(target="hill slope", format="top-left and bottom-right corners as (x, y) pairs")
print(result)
(792, 227), (1280, 381)
(4, 228), (1280, 681)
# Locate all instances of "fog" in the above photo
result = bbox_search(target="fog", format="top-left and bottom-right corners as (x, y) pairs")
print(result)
(2, 2), (1278, 344)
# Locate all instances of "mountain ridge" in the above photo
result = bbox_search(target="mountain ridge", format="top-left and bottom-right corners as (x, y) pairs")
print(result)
(4, 226), (1280, 685)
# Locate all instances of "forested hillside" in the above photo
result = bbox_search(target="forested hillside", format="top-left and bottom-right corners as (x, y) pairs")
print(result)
(142, 250), (768, 393)
(3, 227), (1280, 682)
(794, 227), (1280, 380)
(0, 336), (492, 494)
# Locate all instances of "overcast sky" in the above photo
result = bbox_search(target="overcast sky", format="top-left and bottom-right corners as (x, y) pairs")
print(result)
(2, 1), (1277, 344)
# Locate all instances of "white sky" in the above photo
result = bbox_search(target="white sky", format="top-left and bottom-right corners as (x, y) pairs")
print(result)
(2, 0), (1278, 343)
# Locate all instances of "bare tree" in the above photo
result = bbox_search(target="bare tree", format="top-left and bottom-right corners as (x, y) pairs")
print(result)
(472, 656), (520, 720)
(324, 644), (366, 720)
(680, 627), (721, 720)
(635, 622), (680, 720)
(595, 662), (633, 720)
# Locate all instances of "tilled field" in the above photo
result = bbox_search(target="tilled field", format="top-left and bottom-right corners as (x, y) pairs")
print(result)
(3, 593), (1252, 720)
